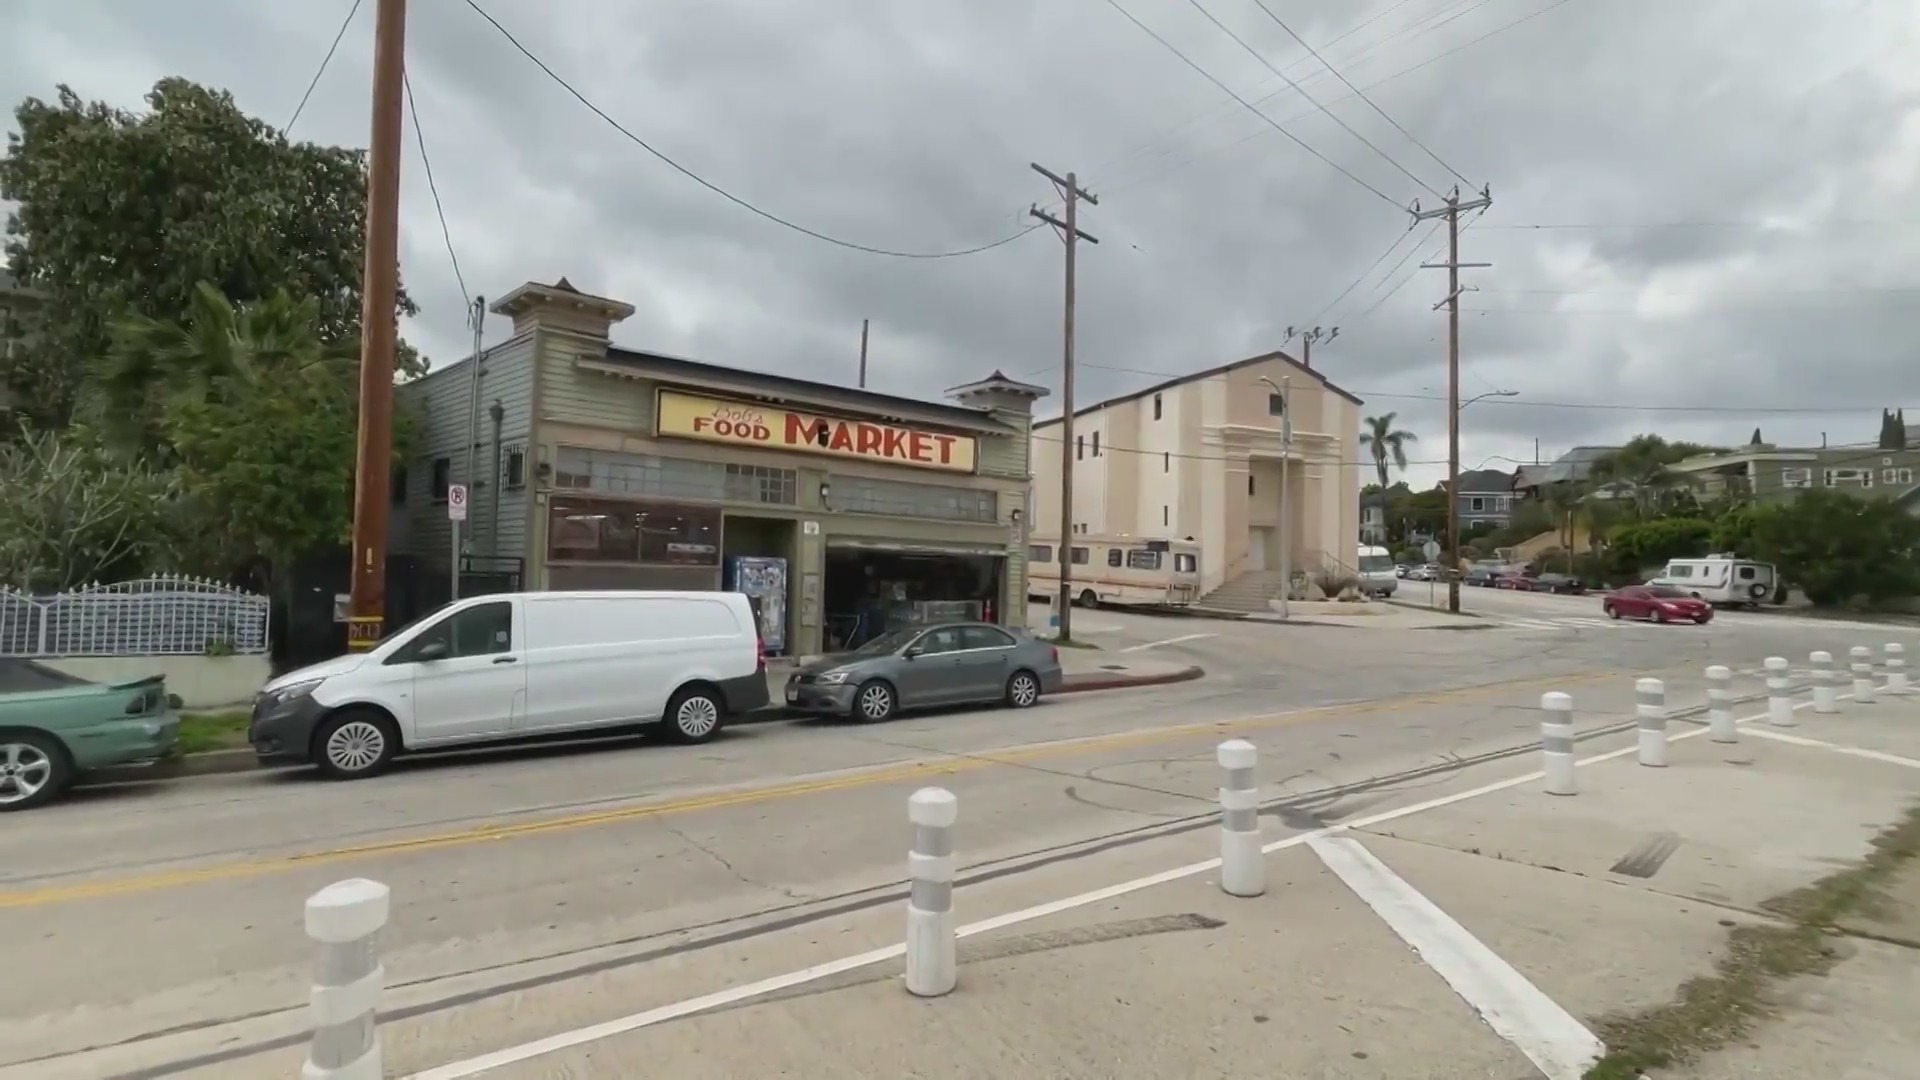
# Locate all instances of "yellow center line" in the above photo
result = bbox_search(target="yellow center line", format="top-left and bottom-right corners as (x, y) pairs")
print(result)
(1, 667), (1631, 909)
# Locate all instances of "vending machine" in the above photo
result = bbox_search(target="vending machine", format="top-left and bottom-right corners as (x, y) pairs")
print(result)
(724, 555), (789, 656)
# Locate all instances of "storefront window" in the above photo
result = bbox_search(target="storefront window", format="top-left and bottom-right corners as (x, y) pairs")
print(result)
(554, 446), (796, 505)
(548, 497), (721, 566)
(826, 474), (997, 523)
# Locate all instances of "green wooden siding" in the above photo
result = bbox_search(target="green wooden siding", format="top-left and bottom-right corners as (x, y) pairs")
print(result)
(538, 337), (653, 431)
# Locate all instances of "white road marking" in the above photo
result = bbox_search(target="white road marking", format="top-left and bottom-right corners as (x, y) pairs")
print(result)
(406, 689), (1884, 1079)
(1120, 633), (1216, 653)
(1742, 727), (1920, 770)
(1308, 835), (1604, 1078)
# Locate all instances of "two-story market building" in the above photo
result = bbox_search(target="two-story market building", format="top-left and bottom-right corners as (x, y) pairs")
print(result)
(387, 278), (1046, 658)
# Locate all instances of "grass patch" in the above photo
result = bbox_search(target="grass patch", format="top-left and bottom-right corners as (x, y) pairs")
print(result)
(1583, 805), (1920, 1079)
(174, 710), (252, 755)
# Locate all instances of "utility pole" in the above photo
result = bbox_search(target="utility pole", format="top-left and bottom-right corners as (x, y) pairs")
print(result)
(345, 0), (408, 652)
(1029, 164), (1098, 641)
(1413, 185), (1492, 615)
(1284, 325), (1339, 369)
(858, 318), (869, 389)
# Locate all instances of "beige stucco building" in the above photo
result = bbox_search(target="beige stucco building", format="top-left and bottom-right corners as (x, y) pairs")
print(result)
(1028, 351), (1364, 601)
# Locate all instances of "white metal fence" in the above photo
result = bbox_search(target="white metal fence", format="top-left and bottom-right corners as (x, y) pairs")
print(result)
(0, 575), (271, 658)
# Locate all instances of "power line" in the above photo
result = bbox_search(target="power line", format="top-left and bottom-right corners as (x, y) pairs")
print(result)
(459, 0), (1041, 260)
(285, 0), (364, 135)
(1176, 0), (1441, 196)
(401, 69), (470, 313)
(1477, 219), (1920, 231)
(1096, 0), (1407, 208)
(1479, 285), (1920, 296)
(1305, 220), (1421, 325)
(1243, 0), (1473, 187)
(1096, 0), (1580, 203)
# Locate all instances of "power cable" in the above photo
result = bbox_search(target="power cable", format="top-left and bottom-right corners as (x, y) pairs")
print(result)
(459, 0), (1042, 259)
(1096, 0), (1408, 209)
(1243, 0), (1473, 187)
(285, 0), (364, 135)
(402, 69), (471, 313)
(1176, 0), (1442, 196)
(1305, 220), (1422, 325)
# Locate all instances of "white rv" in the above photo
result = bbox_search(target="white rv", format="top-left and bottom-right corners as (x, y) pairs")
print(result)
(1648, 555), (1778, 607)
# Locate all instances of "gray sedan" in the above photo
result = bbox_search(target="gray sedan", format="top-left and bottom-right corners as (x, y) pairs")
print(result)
(784, 622), (1065, 722)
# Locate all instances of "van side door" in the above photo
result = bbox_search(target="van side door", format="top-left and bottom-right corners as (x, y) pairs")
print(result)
(385, 598), (526, 745)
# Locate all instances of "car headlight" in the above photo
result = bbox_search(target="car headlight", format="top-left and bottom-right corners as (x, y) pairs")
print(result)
(815, 669), (852, 685)
(262, 678), (323, 708)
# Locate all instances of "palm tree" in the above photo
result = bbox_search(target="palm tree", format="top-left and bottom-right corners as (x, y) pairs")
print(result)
(1360, 413), (1418, 489)
(84, 283), (349, 457)
(1589, 437), (1682, 521)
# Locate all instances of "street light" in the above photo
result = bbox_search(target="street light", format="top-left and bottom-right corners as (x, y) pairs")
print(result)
(1443, 389), (1519, 604)
(1257, 375), (1292, 620)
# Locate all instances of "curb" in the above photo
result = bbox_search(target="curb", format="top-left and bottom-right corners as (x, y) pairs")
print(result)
(1057, 664), (1205, 694)
(91, 666), (1208, 784)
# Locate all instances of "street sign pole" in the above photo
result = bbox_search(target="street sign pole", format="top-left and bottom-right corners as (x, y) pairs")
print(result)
(448, 484), (468, 602)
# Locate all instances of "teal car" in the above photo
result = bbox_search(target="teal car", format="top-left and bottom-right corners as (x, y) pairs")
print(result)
(0, 659), (181, 812)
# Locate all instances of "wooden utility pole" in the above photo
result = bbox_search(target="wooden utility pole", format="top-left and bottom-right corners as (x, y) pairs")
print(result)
(1028, 164), (1098, 641)
(1414, 185), (1492, 615)
(858, 318), (869, 388)
(1285, 325), (1339, 369)
(345, 0), (408, 651)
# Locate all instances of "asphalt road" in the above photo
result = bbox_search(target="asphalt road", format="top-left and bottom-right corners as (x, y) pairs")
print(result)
(2, 599), (1907, 1076)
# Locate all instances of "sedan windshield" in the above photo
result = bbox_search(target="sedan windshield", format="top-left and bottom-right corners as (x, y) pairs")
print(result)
(847, 627), (922, 658)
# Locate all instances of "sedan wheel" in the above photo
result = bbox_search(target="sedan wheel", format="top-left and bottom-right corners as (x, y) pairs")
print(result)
(0, 735), (67, 812)
(1604, 604), (1619, 620)
(855, 680), (896, 723)
(1006, 671), (1041, 709)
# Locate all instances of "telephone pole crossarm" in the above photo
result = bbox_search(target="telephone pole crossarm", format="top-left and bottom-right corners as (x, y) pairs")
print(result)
(1028, 206), (1099, 244)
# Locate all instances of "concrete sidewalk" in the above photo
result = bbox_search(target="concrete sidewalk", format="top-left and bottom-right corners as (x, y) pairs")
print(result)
(102, 672), (1915, 1079)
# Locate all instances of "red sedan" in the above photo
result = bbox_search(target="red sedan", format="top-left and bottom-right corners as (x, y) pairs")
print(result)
(1493, 573), (1535, 591)
(1603, 585), (1713, 624)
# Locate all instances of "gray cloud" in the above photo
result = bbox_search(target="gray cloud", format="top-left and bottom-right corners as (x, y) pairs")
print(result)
(5, 0), (1917, 487)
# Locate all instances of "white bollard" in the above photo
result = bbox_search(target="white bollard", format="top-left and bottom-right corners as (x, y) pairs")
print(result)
(1851, 646), (1877, 704)
(303, 878), (389, 1080)
(1706, 665), (1737, 744)
(1635, 678), (1668, 767)
(905, 787), (958, 997)
(1765, 656), (1796, 728)
(1540, 692), (1577, 796)
(1887, 643), (1909, 695)
(1810, 651), (1839, 714)
(1216, 739), (1265, 897)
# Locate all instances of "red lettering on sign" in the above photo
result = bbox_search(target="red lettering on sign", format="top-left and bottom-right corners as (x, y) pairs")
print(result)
(693, 417), (712, 433)
(784, 413), (807, 445)
(855, 423), (882, 455)
(829, 421), (855, 452)
(881, 428), (905, 458)
(931, 433), (956, 464)
(908, 431), (931, 462)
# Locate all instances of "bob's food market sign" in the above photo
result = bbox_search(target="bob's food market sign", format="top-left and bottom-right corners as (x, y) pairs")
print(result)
(656, 391), (978, 473)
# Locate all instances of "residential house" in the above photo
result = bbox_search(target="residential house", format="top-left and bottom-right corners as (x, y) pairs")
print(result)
(1360, 489), (1389, 544)
(1448, 468), (1516, 530)
(1510, 464), (1552, 501)
(1670, 419), (1920, 512)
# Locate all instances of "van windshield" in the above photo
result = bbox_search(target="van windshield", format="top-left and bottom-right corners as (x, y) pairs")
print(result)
(1358, 554), (1394, 572)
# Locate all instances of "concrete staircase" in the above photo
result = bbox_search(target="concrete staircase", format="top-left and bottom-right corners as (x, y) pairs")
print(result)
(1197, 570), (1291, 614)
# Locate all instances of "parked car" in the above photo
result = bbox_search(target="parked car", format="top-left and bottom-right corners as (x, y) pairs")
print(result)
(1493, 573), (1535, 591)
(1464, 566), (1502, 587)
(249, 591), (771, 780)
(1603, 585), (1713, 624)
(0, 659), (180, 812)
(1533, 573), (1586, 595)
(785, 621), (1065, 722)
(1394, 564), (1410, 578)
(1647, 555), (1779, 608)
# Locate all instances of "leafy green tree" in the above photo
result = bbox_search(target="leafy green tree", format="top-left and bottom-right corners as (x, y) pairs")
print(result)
(1589, 435), (1721, 520)
(0, 425), (177, 590)
(1743, 489), (1920, 606)
(0, 77), (419, 429)
(1360, 413), (1418, 489)
(1607, 517), (1714, 578)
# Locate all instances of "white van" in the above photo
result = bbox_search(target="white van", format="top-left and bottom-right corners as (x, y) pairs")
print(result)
(248, 591), (769, 779)
(1356, 545), (1398, 597)
(1648, 555), (1778, 607)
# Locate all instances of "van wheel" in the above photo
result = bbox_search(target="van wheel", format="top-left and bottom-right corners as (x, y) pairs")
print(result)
(1077, 589), (1099, 608)
(665, 686), (726, 743)
(1005, 670), (1041, 709)
(313, 711), (397, 780)
(0, 732), (71, 812)
(854, 680), (896, 723)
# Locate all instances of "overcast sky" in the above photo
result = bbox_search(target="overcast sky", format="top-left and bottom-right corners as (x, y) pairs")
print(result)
(5, 0), (1917, 488)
